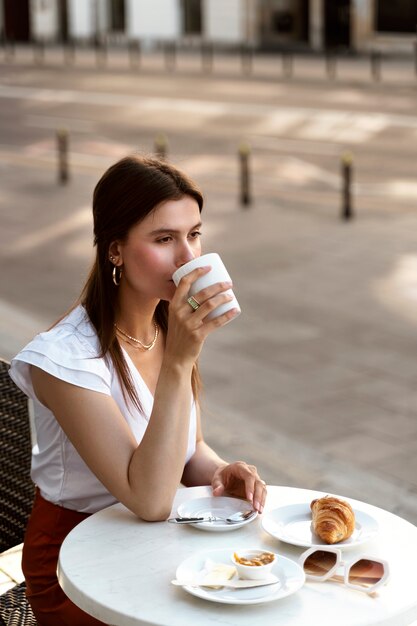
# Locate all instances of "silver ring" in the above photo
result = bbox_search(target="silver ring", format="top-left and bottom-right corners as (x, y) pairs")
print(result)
(187, 296), (201, 311)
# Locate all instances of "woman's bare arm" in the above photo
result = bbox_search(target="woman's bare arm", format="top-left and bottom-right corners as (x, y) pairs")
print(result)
(31, 361), (193, 521)
(181, 406), (267, 513)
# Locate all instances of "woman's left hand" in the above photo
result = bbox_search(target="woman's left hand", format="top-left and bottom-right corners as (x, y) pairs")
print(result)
(211, 462), (267, 513)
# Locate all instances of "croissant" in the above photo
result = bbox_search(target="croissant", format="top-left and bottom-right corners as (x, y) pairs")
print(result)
(310, 496), (355, 544)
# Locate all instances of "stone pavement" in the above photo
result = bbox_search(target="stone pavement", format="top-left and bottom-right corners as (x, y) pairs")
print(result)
(1, 42), (416, 96)
(1, 46), (417, 538)
(199, 196), (417, 527)
(2, 189), (417, 527)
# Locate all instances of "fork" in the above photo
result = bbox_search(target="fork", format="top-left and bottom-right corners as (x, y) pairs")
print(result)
(168, 510), (256, 524)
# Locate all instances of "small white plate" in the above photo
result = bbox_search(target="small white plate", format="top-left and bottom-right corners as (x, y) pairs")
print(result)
(177, 496), (257, 532)
(262, 503), (379, 550)
(175, 548), (305, 605)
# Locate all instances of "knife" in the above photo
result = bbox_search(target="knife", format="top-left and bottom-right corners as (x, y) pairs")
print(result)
(168, 517), (207, 524)
(171, 575), (279, 589)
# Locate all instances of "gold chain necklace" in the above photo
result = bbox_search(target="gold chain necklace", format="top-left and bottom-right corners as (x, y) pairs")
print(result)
(114, 321), (159, 351)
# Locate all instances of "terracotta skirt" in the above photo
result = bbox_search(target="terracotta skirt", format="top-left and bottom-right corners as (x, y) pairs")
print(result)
(22, 488), (106, 626)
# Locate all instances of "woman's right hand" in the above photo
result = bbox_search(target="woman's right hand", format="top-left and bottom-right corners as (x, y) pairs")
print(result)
(165, 266), (238, 365)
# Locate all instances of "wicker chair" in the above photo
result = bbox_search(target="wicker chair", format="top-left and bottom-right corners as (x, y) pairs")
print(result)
(0, 359), (37, 626)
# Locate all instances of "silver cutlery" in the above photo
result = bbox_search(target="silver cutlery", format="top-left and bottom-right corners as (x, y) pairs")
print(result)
(171, 574), (279, 589)
(168, 510), (256, 524)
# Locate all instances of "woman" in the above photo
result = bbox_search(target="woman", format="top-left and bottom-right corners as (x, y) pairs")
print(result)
(10, 154), (267, 625)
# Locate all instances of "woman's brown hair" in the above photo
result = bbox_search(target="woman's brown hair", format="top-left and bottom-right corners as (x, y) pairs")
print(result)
(80, 154), (204, 412)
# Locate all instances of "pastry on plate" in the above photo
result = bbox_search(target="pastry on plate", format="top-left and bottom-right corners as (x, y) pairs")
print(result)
(311, 495), (355, 544)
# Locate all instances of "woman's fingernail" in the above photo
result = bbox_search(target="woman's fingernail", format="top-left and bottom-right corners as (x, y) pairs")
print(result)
(254, 500), (261, 511)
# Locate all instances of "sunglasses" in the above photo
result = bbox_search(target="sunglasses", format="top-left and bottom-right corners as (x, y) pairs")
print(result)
(299, 547), (389, 595)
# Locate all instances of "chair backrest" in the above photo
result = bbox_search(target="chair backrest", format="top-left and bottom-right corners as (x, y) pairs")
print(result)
(0, 359), (34, 553)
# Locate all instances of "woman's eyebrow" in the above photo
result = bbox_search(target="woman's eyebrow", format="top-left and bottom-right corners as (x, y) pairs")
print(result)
(149, 222), (202, 236)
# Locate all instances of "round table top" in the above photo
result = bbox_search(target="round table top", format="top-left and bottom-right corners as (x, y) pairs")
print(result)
(58, 485), (417, 626)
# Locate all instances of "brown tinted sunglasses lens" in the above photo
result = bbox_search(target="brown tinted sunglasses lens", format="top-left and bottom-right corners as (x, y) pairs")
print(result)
(348, 559), (384, 588)
(304, 551), (338, 577)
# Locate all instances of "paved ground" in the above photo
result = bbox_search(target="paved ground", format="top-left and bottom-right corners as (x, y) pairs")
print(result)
(1, 45), (417, 556)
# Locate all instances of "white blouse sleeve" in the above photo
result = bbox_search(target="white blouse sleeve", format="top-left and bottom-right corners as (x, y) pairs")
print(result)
(9, 316), (112, 401)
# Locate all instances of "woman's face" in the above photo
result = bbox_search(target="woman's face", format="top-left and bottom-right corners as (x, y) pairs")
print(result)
(111, 195), (202, 302)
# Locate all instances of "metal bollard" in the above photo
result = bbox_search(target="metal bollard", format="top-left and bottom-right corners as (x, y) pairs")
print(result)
(56, 129), (69, 185)
(164, 41), (176, 72)
(33, 39), (45, 64)
(341, 152), (353, 221)
(370, 50), (381, 82)
(325, 51), (337, 80)
(154, 133), (168, 159)
(128, 40), (141, 70)
(241, 43), (253, 75)
(64, 39), (75, 65)
(95, 35), (107, 67)
(282, 50), (293, 79)
(5, 35), (15, 61)
(414, 39), (417, 76)
(239, 142), (251, 207)
(201, 42), (214, 73)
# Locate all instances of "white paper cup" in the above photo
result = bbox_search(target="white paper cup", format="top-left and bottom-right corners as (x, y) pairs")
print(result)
(172, 253), (241, 321)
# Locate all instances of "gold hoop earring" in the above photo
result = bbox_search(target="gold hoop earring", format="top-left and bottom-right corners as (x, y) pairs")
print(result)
(112, 265), (122, 286)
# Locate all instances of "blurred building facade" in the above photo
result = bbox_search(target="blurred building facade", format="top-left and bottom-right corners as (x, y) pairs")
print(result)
(1, 0), (415, 52)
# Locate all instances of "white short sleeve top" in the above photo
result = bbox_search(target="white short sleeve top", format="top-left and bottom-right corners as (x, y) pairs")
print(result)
(9, 305), (197, 514)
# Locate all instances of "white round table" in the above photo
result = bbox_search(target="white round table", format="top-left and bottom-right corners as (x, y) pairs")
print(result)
(58, 486), (417, 626)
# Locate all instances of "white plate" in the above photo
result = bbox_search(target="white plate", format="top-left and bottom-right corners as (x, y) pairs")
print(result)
(262, 503), (379, 550)
(177, 496), (258, 532)
(175, 548), (305, 605)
